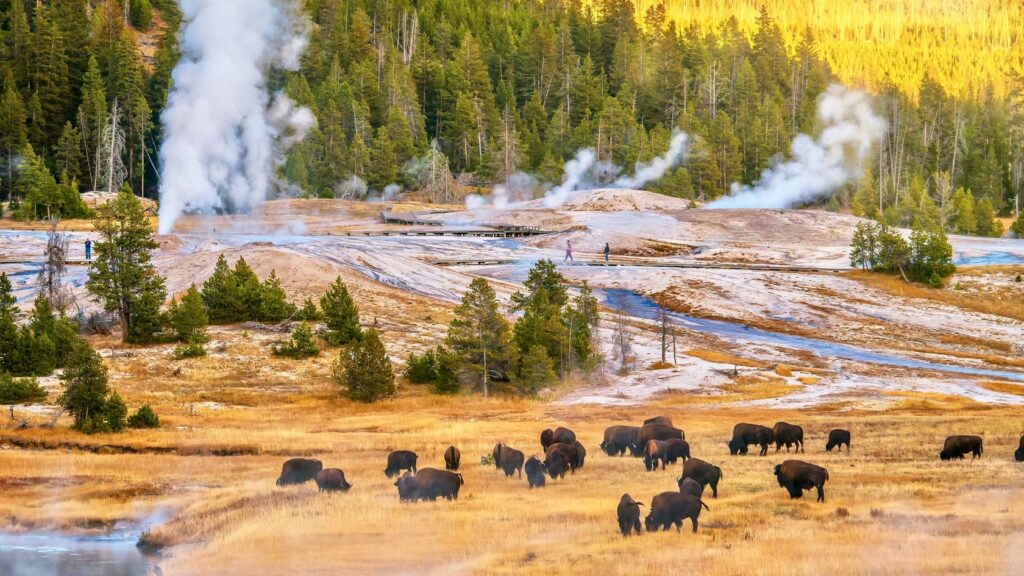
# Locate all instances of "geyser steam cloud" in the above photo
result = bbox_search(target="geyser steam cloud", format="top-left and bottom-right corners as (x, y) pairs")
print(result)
(157, 0), (315, 234)
(707, 84), (886, 209)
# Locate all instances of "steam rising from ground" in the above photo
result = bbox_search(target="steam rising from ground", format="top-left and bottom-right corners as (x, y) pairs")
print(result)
(157, 0), (315, 234)
(707, 85), (886, 209)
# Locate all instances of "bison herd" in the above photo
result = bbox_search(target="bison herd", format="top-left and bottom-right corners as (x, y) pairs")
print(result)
(274, 419), (1024, 538)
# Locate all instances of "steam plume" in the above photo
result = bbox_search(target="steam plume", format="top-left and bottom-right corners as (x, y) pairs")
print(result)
(157, 0), (315, 234)
(613, 131), (688, 189)
(542, 148), (597, 207)
(707, 84), (886, 209)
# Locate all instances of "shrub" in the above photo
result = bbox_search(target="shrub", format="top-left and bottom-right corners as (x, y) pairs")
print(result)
(174, 342), (206, 359)
(293, 298), (321, 321)
(0, 373), (47, 404)
(405, 349), (439, 384)
(82, 391), (127, 434)
(272, 322), (320, 358)
(128, 404), (160, 428)
(334, 329), (394, 402)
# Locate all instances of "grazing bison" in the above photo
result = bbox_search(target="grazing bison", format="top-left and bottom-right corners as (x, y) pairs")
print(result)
(493, 443), (525, 477)
(677, 458), (723, 499)
(572, 441), (587, 469)
(728, 423), (773, 456)
(394, 468), (464, 502)
(678, 477), (704, 498)
(1016, 435), (1024, 462)
(617, 494), (644, 536)
(644, 492), (709, 533)
(643, 416), (673, 427)
(546, 443), (581, 474)
(662, 439), (691, 465)
(276, 458), (323, 486)
(940, 435), (983, 460)
(644, 440), (668, 471)
(525, 456), (546, 489)
(383, 450), (418, 478)
(773, 422), (805, 453)
(826, 429), (851, 453)
(444, 445), (461, 471)
(544, 448), (569, 479)
(314, 468), (352, 493)
(540, 427), (577, 450)
(633, 424), (684, 456)
(774, 460), (829, 502)
(601, 426), (640, 456)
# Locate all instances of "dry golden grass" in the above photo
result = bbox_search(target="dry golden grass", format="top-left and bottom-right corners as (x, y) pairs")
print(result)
(686, 348), (767, 368)
(979, 381), (1024, 397)
(848, 270), (1024, 323)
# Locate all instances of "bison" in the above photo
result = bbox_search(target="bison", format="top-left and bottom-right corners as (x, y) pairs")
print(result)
(276, 458), (323, 486)
(394, 468), (464, 502)
(677, 458), (723, 499)
(617, 494), (644, 536)
(633, 424), (684, 456)
(314, 468), (352, 493)
(643, 416), (673, 427)
(601, 425), (640, 456)
(662, 439), (690, 465)
(383, 450), (418, 478)
(773, 422), (805, 453)
(774, 460), (829, 502)
(540, 427), (577, 450)
(544, 448), (569, 479)
(493, 443), (525, 477)
(826, 429), (851, 453)
(525, 456), (546, 488)
(643, 440), (667, 471)
(940, 435), (983, 460)
(572, 441), (587, 469)
(728, 423), (773, 456)
(444, 445), (461, 471)
(545, 443), (580, 474)
(644, 492), (709, 533)
(678, 477), (704, 498)
(1016, 435), (1024, 463)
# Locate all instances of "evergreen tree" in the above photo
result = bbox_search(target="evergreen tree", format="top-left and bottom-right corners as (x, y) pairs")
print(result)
(320, 277), (361, 345)
(58, 339), (110, 429)
(272, 321), (320, 358)
(334, 328), (395, 402)
(909, 220), (956, 287)
(86, 187), (167, 343)
(518, 344), (557, 393)
(949, 188), (976, 234)
(201, 255), (239, 324)
(258, 271), (295, 322)
(170, 285), (208, 343)
(0, 273), (18, 372)
(0, 75), (27, 200)
(445, 278), (515, 395)
(232, 257), (263, 321)
(849, 221), (878, 270)
(974, 196), (1002, 237)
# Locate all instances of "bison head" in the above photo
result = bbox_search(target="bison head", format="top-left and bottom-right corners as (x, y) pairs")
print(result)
(939, 449), (952, 461)
(728, 438), (743, 455)
(644, 513), (656, 533)
(773, 464), (782, 476)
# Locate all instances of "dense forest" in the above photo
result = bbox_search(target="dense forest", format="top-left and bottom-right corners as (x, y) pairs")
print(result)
(1, 0), (1022, 235)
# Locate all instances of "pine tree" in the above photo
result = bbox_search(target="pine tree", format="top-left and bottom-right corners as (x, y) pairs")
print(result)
(30, 6), (72, 145)
(320, 277), (361, 345)
(272, 321), (320, 358)
(0, 274), (18, 372)
(258, 271), (295, 322)
(59, 339), (110, 429)
(949, 188), (976, 234)
(78, 56), (107, 191)
(232, 257), (262, 320)
(909, 220), (956, 287)
(849, 221), (877, 270)
(974, 196), (1002, 237)
(86, 186), (167, 343)
(518, 344), (557, 393)
(55, 122), (83, 182)
(170, 285), (208, 343)
(445, 278), (515, 395)
(334, 329), (395, 402)
(201, 255), (238, 324)
(0, 75), (27, 200)
(15, 144), (60, 220)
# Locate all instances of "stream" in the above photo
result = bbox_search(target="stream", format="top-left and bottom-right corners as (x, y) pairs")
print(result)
(0, 531), (151, 576)
(599, 288), (1024, 382)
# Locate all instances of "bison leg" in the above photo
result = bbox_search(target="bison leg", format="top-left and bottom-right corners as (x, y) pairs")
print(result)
(674, 520), (682, 532)
(690, 516), (699, 533)
(710, 480), (718, 499)
(760, 443), (768, 456)
(816, 483), (825, 503)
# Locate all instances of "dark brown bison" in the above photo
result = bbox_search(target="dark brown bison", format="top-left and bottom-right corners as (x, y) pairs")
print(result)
(633, 424), (684, 455)
(393, 468), (464, 502)
(644, 492), (709, 533)
(940, 435), (983, 460)
(444, 445), (461, 471)
(601, 425), (640, 456)
(643, 416), (673, 427)
(543, 448), (569, 479)
(826, 429), (851, 453)
(774, 460), (829, 502)
(314, 468), (352, 492)
(572, 441), (587, 469)
(728, 423), (773, 456)
(678, 477), (704, 498)
(1016, 435), (1024, 462)
(493, 443), (525, 477)
(617, 494), (644, 536)
(773, 422), (804, 453)
(662, 439), (690, 465)
(276, 458), (323, 486)
(677, 458), (723, 499)
(545, 443), (580, 474)
(383, 450), (418, 478)
(643, 440), (667, 471)
(540, 427), (577, 450)
(525, 456), (546, 488)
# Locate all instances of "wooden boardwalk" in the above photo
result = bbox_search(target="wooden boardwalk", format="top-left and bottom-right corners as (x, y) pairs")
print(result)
(432, 258), (849, 274)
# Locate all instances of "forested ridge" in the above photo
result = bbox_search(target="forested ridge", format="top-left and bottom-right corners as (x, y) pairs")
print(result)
(1, 0), (1022, 235)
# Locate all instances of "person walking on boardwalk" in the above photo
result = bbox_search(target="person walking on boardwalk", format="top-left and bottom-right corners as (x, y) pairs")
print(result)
(85, 239), (92, 260)
(564, 240), (573, 263)
(604, 242), (610, 262)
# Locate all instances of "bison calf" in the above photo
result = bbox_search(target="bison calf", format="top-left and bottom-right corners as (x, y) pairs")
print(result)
(677, 458), (723, 499)
(444, 445), (461, 471)
(384, 450), (418, 478)
(394, 468), (463, 502)
(825, 429), (851, 453)
(525, 456), (546, 489)
(276, 458), (323, 486)
(493, 443), (525, 478)
(939, 435), (983, 461)
(774, 460), (829, 502)
(773, 422), (804, 453)
(729, 423), (773, 456)
(644, 492), (709, 533)
(315, 468), (352, 493)
(617, 494), (644, 536)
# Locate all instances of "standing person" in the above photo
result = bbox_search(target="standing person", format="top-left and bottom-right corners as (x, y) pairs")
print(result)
(84, 239), (92, 261)
(564, 240), (573, 263)
(604, 242), (610, 262)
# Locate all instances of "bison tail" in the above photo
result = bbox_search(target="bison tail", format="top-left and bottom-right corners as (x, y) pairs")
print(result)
(699, 499), (710, 511)
(456, 473), (465, 485)
(637, 502), (645, 507)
